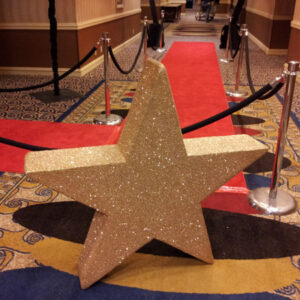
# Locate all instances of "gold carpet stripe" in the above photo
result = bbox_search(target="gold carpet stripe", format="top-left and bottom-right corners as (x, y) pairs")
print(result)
(0, 231), (81, 276)
(104, 253), (298, 294)
(1, 232), (298, 294)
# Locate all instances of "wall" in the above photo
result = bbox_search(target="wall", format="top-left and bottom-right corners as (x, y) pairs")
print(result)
(0, 0), (79, 69)
(74, 0), (141, 68)
(0, 0), (76, 24)
(294, 0), (300, 20)
(141, 0), (170, 20)
(141, 0), (231, 23)
(0, 0), (141, 74)
(246, 0), (275, 17)
(245, 0), (296, 55)
(75, 0), (140, 24)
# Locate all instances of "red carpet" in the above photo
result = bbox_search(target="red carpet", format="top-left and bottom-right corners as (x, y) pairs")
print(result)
(162, 42), (247, 192)
(234, 126), (261, 136)
(0, 119), (122, 173)
(227, 95), (246, 102)
(162, 42), (235, 138)
(201, 192), (260, 214)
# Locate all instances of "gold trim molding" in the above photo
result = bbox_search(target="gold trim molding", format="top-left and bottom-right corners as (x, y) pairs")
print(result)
(291, 20), (300, 30)
(248, 32), (288, 56)
(0, 8), (141, 30)
(246, 7), (293, 21)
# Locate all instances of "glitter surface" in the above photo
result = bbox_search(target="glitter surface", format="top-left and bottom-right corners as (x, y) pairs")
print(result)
(25, 59), (267, 289)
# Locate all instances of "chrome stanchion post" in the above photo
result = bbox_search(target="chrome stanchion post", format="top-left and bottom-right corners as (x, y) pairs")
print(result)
(137, 16), (148, 73)
(249, 61), (299, 215)
(156, 10), (166, 53)
(94, 32), (123, 125)
(226, 24), (248, 97)
(220, 17), (233, 63)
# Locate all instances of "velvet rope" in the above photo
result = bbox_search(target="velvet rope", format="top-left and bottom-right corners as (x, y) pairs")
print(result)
(0, 82), (282, 149)
(229, 23), (241, 60)
(181, 83), (273, 134)
(108, 26), (146, 75)
(0, 137), (55, 151)
(228, 0), (245, 59)
(147, 25), (160, 51)
(0, 46), (97, 93)
(149, 0), (159, 25)
(48, 0), (60, 95)
(245, 36), (284, 100)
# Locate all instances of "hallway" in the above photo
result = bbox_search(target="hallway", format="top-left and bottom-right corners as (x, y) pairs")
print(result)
(0, 5), (300, 300)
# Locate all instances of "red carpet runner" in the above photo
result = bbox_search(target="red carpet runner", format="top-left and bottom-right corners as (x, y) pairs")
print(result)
(163, 42), (234, 138)
(162, 42), (247, 191)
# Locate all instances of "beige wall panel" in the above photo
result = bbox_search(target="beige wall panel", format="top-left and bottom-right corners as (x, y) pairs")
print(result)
(124, 0), (142, 10)
(246, 0), (275, 15)
(75, 0), (141, 23)
(0, 0), (76, 23)
(293, 0), (300, 21)
(75, 0), (113, 22)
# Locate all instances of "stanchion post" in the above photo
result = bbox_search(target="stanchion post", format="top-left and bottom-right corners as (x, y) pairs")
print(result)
(226, 24), (248, 98)
(49, 0), (60, 96)
(103, 32), (110, 117)
(220, 16), (233, 63)
(248, 61), (299, 215)
(144, 16), (148, 63)
(94, 32), (123, 126)
(137, 17), (148, 73)
(156, 10), (166, 53)
(269, 61), (299, 209)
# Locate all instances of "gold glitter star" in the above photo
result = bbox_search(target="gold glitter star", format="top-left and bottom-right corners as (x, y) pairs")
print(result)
(25, 59), (267, 289)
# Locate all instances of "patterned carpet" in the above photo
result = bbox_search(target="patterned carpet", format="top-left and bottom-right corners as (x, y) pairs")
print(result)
(1, 82), (300, 298)
(61, 80), (136, 124)
(0, 9), (300, 300)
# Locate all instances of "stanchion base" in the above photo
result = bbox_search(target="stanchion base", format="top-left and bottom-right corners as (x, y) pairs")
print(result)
(156, 48), (166, 53)
(31, 88), (82, 103)
(94, 114), (123, 125)
(226, 89), (248, 98)
(219, 58), (233, 63)
(248, 187), (297, 216)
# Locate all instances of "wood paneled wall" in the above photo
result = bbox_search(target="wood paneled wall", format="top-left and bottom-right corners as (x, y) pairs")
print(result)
(75, 0), (140, 23)
(0, 0), (76, 24)
(246, 0), (275, 17)
(293, 0), (300, 21)
(245, 0), (296, 54)
(0, 0), (141, 72)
